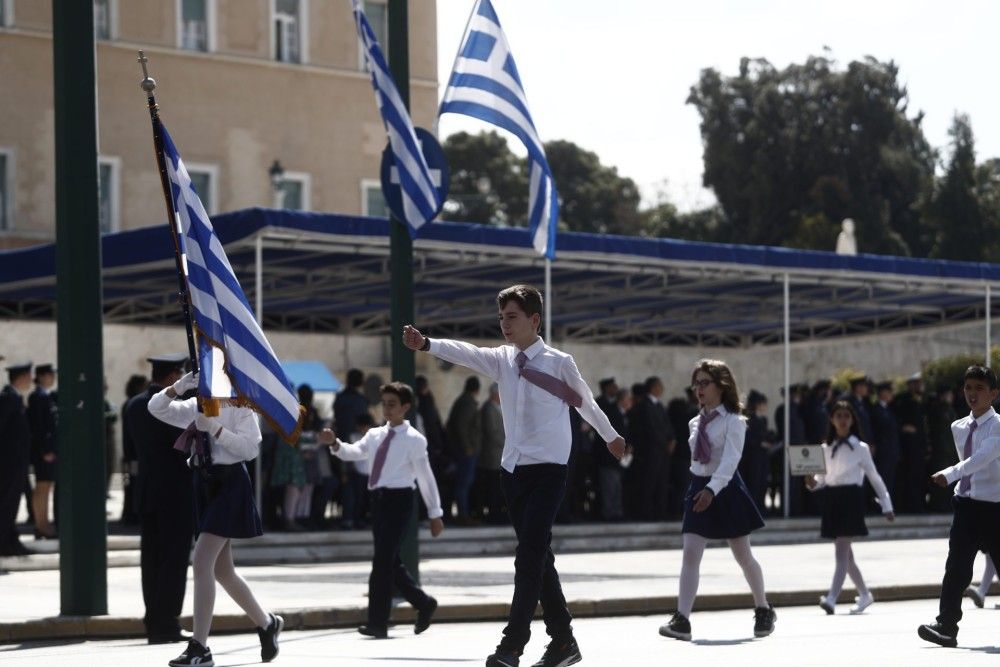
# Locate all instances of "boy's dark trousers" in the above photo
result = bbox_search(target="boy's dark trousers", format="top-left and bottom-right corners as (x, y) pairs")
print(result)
(367, 488), (432, 629)
(500, 463), (573, 652)
(937, 496), (1000, 631)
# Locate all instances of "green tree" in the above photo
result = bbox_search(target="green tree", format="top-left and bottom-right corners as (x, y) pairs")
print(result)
(441, 131), (527, 226)
(976, 157), (1000, 262)
(687, 54), (936, 255)
(928, 114), (984, 260)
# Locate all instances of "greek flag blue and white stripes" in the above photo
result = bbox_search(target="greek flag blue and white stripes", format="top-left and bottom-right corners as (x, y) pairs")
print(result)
(353, 0), (441, 236)
(439, 0), (559, 259)
(161, 125), (304, 443)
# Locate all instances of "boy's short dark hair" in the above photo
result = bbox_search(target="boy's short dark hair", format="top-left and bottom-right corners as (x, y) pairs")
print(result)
(346, 368), (364, 388)
(964, 365), (999, 390)
(380, 381), (414, 406)
(496, 284), (543, 319)
(464, 376), (481, 393)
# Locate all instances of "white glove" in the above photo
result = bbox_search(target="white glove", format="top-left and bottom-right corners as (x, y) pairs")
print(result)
(195, 412), (219, 435)
(171, 371), (199, 395)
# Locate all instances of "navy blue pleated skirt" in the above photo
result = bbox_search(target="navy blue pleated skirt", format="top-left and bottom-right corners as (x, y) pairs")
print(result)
(819, 485), (868, 539)
(682, 472), (765, 539)
(193, 463), (263, 539)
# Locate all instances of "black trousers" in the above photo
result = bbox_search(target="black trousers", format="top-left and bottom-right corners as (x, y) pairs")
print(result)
(500, 464), (573, 652)
(0, 462), (28, 553)
(368, 488), (431, 629)
(139, 506), (194, 638)
(937, 496), (1000, 630)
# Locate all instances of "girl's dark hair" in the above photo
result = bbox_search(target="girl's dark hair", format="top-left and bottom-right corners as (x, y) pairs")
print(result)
(691, 358), (743, 414)
(745, 389), (767, 415)
(124, 374), (148, 399)
(826, 399), (862, 444)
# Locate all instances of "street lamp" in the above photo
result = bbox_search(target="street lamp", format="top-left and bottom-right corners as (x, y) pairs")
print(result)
(268, 159), (286, 209)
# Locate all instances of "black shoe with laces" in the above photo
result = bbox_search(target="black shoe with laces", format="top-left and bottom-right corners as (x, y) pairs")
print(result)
(168, 639), (214, 666)
(658, 612), (692, 641)
(415, 597), (437, 635)
(485, 645), (522, 667)
(358, 624), (389, 639)
(530, 637), (582, 666)
(257, 613), (283, 662)
(917, 622), (958, 647)
(754, 604), (777, 638)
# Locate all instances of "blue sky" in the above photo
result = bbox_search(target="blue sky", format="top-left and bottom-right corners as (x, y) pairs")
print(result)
(436, 0), (1000, 211)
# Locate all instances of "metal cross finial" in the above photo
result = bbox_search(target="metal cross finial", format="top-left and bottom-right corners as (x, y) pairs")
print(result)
(138, 50), (156, 93)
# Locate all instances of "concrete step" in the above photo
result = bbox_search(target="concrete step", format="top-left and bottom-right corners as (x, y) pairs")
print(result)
(2, 515), (952, 572)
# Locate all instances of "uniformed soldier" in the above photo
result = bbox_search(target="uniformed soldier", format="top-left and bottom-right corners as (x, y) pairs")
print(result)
(28, 363), (58, 539)
(125, 354), (195, 644)
(0, 362), (35, 557)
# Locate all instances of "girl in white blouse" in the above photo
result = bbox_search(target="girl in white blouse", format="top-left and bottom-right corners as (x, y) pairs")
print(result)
(806, 399), (895, 615)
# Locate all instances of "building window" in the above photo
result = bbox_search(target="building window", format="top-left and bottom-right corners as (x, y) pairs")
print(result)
(361, 179), (387, 218)
(273, 0), (307, 64)
(0, 150), (11, 231)
(358, 0), (388, 69)
(275, 172), (310, 211)
(98, 157), (120, 234)
(179, 0), (214, 52)
(94, 0), (115, 40)
(185, 163), (218, 215)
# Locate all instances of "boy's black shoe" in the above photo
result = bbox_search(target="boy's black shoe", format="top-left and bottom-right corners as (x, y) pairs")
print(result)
(415, 597), (438, 634)
(658, 612), (692, 641)
(168, 639), (214, 667)
(754, 604), (777, 638)
(917, 622), (958, 647)
(530, 637), (582, 666)
(257, 613), (283, 662)
(358, 625), (389, 639)
(148, 630), (192, 645)
(485, 645), (522, 666)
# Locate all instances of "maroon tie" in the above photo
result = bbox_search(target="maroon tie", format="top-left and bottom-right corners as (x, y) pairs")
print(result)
(515, 351), (583, 408)
(958, 420), (978, 495)
(693, 409), (719, 464)
(367, 428), (396, 489)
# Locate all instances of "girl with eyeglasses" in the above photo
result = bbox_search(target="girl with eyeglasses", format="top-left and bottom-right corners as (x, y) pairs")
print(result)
(805, 400), (894, 615)
(660, 359), (775, 642)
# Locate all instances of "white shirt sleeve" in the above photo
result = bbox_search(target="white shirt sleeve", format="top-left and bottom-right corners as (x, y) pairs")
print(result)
(213, 409), (262, 462)
(409, 435), (443, 520)
(708, 415), (747, 495)
(859, 443), (893, 513)
(333, 429), (376, 462)
(941, 432), (1000, 483)
(563, 355), (620, 444)
(428, 338), (503, 381)
(147, 389), (197, 429)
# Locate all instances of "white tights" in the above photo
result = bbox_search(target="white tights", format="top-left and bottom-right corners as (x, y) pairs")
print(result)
(978, 556), (997, 599)
(678, 533), (768, 617)
(826, 537), (869, 602)
(192, 532), (270, 646)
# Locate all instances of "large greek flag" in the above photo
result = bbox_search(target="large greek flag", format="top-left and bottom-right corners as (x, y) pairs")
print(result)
(161, 125), (304, 443)
(440, 0), (559, 259)
(353, 0), (440, 236)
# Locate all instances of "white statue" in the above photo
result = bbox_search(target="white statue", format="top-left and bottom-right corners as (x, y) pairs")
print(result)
(836, 218), (857, 255)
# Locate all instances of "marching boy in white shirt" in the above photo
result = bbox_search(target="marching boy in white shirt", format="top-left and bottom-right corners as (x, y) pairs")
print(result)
(319, 382), (443, 639)
(403, 284), (626, 667)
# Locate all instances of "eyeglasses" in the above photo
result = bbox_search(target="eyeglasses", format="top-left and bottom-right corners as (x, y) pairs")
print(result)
(691, 379), (714, 390)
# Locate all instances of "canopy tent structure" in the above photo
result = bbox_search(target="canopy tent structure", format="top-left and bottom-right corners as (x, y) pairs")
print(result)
(3, 207), (998, 517)
(280, 360), (343, 393)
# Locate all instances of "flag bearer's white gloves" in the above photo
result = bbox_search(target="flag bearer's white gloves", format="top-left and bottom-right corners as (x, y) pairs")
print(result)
(171, 371), (199, 395)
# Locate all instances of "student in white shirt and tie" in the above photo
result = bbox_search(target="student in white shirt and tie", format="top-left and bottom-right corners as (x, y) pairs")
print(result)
(320, 381), (444, 639)
(805, 400), (895, 616)
(403, 284), (626, 667)
(919, 365), (1000, 647)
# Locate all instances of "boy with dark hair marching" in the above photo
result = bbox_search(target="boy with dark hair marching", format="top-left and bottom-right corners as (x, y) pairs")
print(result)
(320, 382), (444, 639)
(404, 284), (627, 667)
(918, 365), (1000, 647)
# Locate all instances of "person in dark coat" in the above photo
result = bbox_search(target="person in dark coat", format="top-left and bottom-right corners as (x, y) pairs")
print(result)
(27, 364), (58, 539)
(846, 376), (874, 445)
(774, 383), (809, 515)
(804, 380), (833, 445)
(119, 374), (149, 526)
(446, 376), (482, 524)
(871, 381), (900, 505)
(741, 390), (773, 514)
(631, 376), (675, 521)
(595, 378), (626, 520)
(666, 387), (699, 519)
(893, 373), (929, 513)
(0, 362), (34, 556)
(623, 382), (648, 519)
(126, 354), (195, 644)
(926, 384), (959, 512)
(415, 375), (453, 521)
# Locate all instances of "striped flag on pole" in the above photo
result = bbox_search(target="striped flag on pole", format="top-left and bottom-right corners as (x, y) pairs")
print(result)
(353, 0), (442, 236)
(161, 125), (304, 443)
(439, 0), (559, 259)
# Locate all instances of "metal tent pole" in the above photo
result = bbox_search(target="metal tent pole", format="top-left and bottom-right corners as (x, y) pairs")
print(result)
(783, 273), (791, 519)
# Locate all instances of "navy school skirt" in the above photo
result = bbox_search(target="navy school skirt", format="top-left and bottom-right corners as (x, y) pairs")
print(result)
(819, 485), (868, 539)
(193, 462), (263, 539)
(682, 472), (765, 539)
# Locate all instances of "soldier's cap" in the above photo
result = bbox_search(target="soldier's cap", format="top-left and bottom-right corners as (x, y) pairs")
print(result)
(849, 375), (871, 387)
(599, 377), (616, 390)
(146, 353), (188, 374)
(875, 380), (893, 392)
(35, 363), (56, 377)
(6, 361), (32, 379)
(907, 372), (922, 383)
